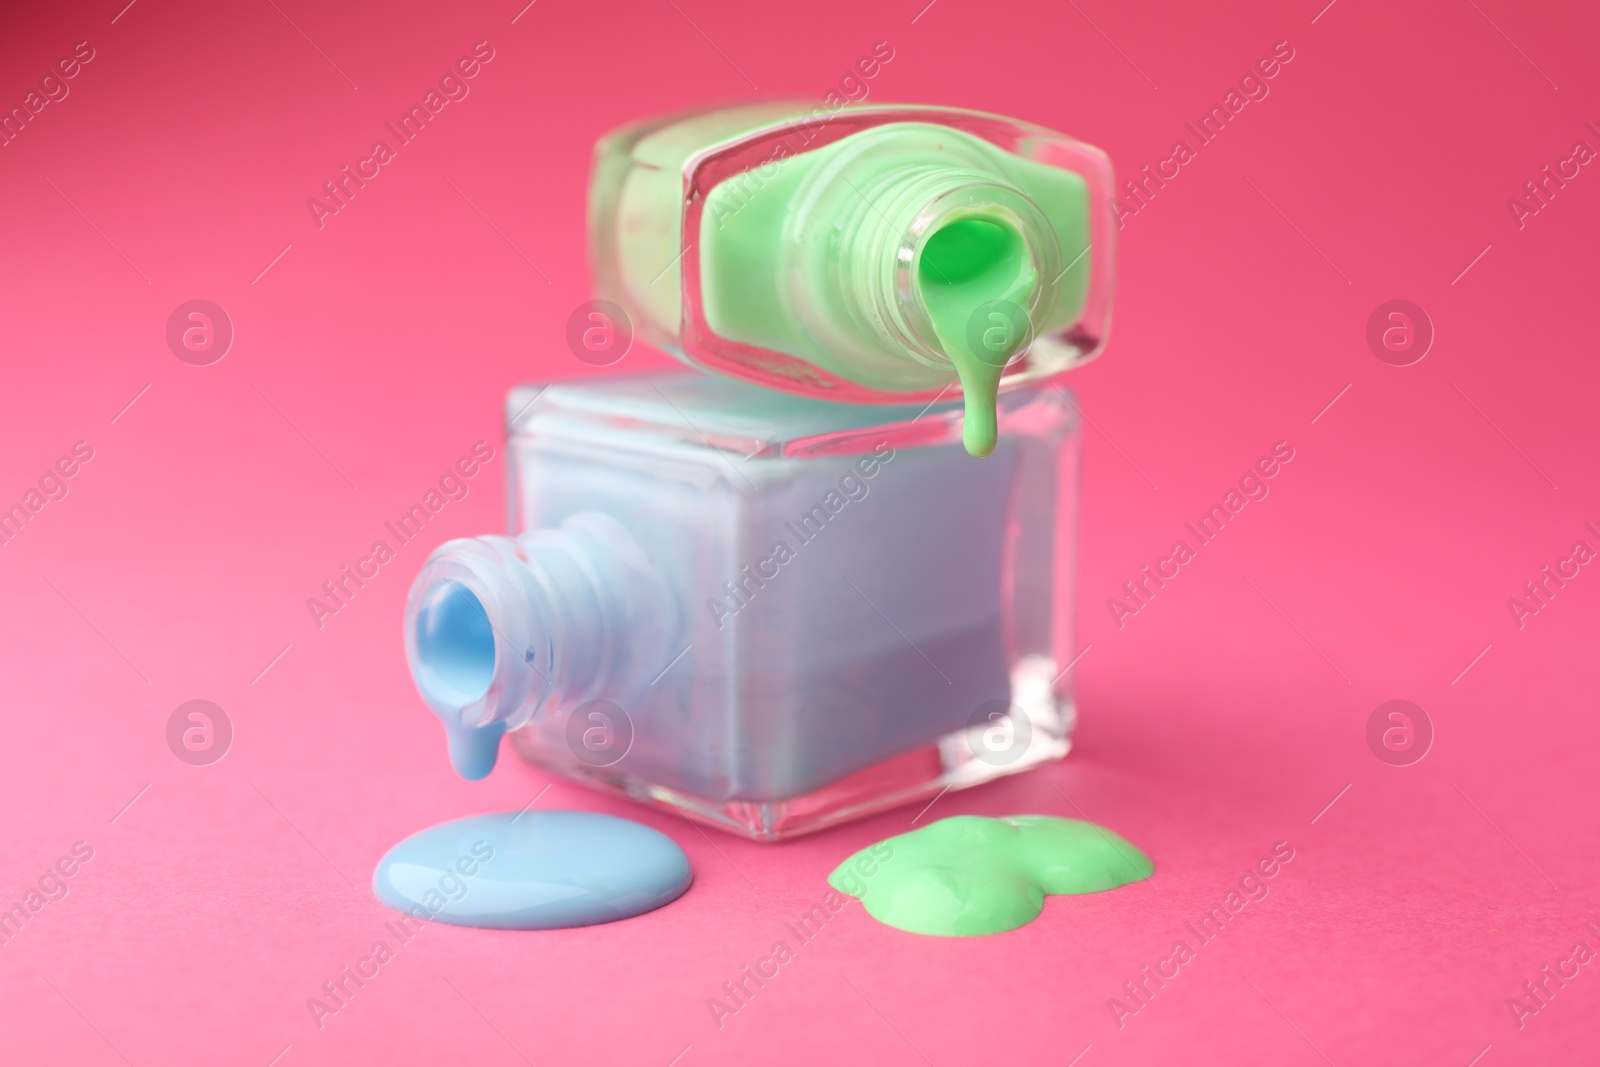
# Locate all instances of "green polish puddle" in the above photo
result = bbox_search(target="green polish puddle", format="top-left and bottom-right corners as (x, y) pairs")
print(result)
(829, 815), (1153, 937)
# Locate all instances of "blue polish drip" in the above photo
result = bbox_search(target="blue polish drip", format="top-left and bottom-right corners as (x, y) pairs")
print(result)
(412, 579), (505, 778)
(373, 811), (692, 930)
(443, 719), (505, 780)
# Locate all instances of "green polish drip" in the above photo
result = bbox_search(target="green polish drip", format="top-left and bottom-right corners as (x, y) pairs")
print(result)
(829, 815), (1153, 937)
(916, 215), (1040, 457)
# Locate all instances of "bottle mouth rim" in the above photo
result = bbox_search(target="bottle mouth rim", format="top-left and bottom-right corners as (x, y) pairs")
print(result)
(892, 183), (1061, 370)
(403, 540), (546, 730)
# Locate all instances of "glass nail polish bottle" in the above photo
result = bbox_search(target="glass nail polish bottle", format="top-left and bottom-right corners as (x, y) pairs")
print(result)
(403, 372), (1081, 841)
(589, 103), (1115, 456)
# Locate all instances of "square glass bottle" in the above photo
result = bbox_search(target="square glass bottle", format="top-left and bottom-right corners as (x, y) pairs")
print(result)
(405, 372), (1080, 840)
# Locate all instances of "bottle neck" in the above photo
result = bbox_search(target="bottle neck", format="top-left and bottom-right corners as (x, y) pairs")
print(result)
(403, 512), (671, 779)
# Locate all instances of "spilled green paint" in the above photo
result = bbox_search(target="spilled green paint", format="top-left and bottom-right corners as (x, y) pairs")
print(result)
(828, 815), (1153, 937)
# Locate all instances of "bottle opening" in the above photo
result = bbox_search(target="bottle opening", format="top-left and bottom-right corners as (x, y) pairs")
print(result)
(413, 580), (496, 709)
(919, 217), (1026, 292)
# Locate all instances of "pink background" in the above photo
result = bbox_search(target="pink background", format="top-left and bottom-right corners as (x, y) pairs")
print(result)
(2, 0), (1597, 1063)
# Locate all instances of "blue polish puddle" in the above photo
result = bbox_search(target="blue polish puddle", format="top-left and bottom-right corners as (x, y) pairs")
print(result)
(373, 811), (692, 930)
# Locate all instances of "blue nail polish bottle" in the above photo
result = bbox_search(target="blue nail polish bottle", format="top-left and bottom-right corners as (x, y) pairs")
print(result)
(404, 372), (1080, 840)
